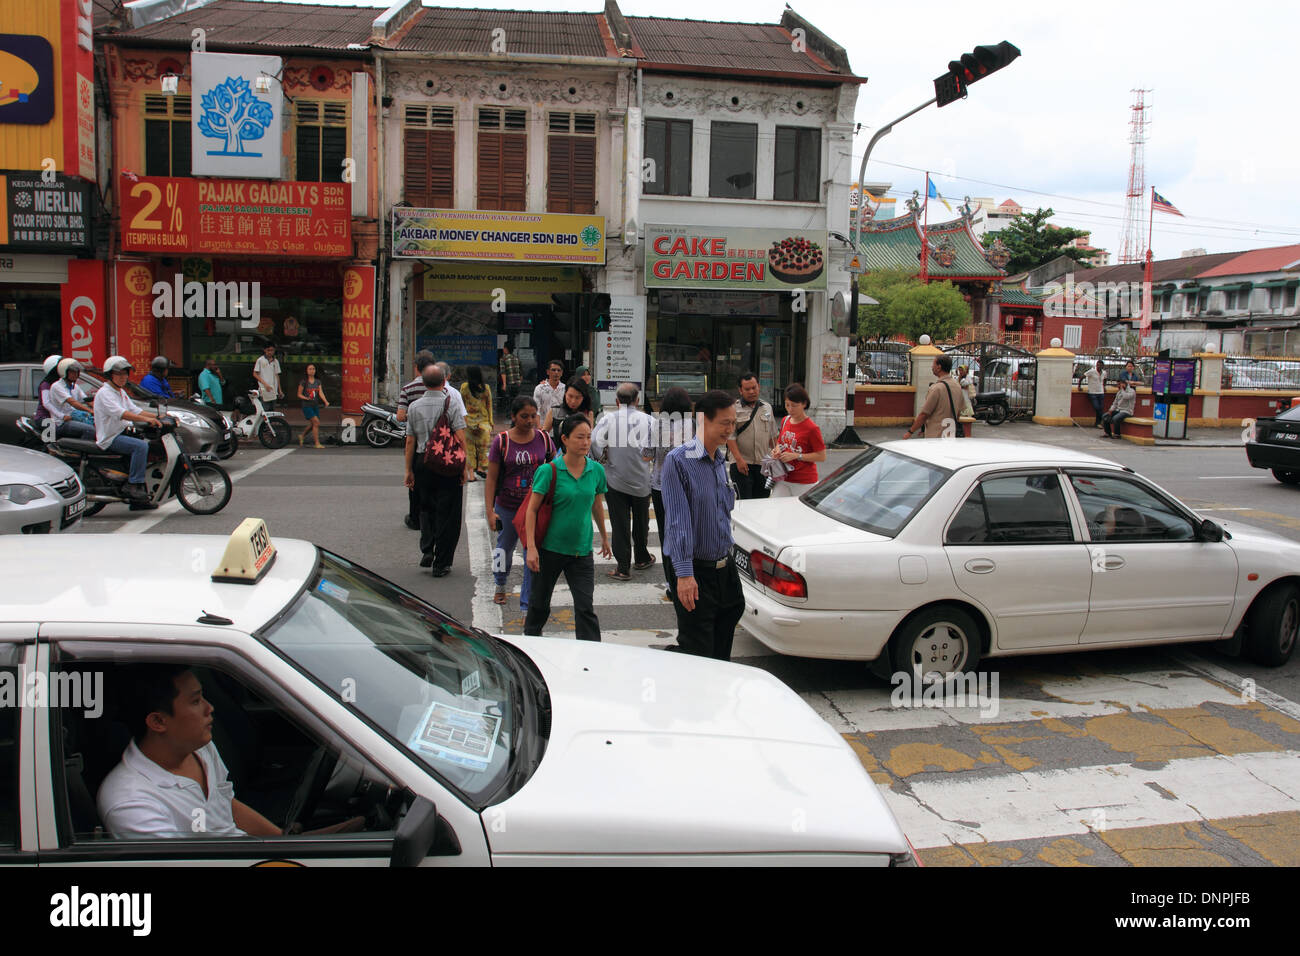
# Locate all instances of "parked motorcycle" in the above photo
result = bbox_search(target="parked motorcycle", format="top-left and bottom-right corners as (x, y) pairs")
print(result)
(360, 402), (405, 448)
(16, 417), (232, 516)
(228, 391), (292, 449)
(971, 390), (1010, 426)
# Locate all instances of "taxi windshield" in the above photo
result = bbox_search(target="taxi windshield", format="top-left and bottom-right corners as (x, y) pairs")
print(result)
(259, 550), (541, 807)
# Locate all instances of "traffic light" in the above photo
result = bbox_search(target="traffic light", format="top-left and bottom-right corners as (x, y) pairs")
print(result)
(934, 41), (1020, 107)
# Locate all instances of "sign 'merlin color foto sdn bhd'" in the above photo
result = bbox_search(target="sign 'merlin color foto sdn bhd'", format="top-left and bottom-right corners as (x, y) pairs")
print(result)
(644, 224), (828, 291)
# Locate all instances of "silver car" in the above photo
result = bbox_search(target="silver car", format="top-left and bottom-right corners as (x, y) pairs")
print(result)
(0, 445), (87, 534)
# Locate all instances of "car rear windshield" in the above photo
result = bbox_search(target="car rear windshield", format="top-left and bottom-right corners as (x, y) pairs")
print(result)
(802, 447), (949, 536)
(1278, 404), (1300, 422)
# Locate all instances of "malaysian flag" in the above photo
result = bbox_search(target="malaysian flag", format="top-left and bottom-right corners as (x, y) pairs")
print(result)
(1152, 189), (1184, 216)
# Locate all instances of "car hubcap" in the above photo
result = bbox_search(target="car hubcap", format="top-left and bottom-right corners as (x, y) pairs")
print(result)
(1281, 598), (1298, 655)
(910, 622), (969, 678)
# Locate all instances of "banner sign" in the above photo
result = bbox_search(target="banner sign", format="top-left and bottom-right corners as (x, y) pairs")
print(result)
(419, 262), (582, 303)
(416, 334), (498, 367)
(190, 51), (283, 179)
(119, 174), (351, 257)
(114, 260), (156, 381)
(341, 265), (375, 414)
(61, 259), (105, 370)
(594, 295), (646, 402)
(645, 224), (828, 291)
(393, 208), (605, 265)
(0, 170), (91, 249)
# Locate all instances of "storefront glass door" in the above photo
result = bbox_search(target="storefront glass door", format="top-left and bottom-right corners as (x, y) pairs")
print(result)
(712, 321), (754, 395)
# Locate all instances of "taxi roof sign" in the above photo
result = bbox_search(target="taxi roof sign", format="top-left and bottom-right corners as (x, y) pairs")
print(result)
(212, 518), (277, 585)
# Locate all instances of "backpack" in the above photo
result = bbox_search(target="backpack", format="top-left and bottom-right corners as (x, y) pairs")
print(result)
(422, 399), (467, 476)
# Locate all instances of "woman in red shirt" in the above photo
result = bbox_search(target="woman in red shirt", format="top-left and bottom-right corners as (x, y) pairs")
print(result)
(771, 383), (827, 498)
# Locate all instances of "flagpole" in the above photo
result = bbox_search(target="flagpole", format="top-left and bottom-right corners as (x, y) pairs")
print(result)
(920, 172), (930, 284)
(1146, 187), (1158, 354)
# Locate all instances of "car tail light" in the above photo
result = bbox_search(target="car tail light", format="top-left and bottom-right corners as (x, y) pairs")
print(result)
(751, 551), (807, 599)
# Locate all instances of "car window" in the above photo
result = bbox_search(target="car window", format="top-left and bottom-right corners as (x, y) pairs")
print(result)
(0, 646), (21, 849)
(804, 447), (949, 536)
(1068, 473), (1195, 543)
(1277, 404), (1300, 423)
(50, 656), (408, 845)
(946, 473), (1075, 544)
(0, 368), (20, 400)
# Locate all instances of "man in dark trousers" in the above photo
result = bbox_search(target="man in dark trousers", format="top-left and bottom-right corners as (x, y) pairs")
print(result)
(403, 366), (468, 576)
(396, 351), (436, 529)
(659, 390), (744, 660)
(725, 371), (778, 499)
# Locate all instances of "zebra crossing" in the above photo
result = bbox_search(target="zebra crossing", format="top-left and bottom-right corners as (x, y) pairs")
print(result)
(464, 481), (1300, 865)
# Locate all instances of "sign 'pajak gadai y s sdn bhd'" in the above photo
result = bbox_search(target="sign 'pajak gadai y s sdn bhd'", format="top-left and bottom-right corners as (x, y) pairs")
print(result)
(644, 225), (828, 291)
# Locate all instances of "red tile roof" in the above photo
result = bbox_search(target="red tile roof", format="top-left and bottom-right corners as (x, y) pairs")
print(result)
(627, 15), (860, 82)
(1082, 251), (1243, 286)
(107, 0), (380, 51)
(1198, 244), (1300, 277)
(393, 8), (615, 58)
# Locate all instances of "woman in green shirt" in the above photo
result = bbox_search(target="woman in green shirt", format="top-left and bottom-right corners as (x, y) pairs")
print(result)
(523, 415), (611, 641)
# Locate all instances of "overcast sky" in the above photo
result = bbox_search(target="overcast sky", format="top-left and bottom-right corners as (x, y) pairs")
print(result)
(254, 0), (1299, 260)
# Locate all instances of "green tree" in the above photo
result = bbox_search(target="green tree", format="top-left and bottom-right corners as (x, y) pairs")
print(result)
(856, 267), (915, 340)
(890, 281), (970, 342)
(857, 269), (969, 343)
(994, 207), (1092, 274)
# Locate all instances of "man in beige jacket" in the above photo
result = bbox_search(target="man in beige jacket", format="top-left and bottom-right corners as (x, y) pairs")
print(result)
(726, 372), (779, 498)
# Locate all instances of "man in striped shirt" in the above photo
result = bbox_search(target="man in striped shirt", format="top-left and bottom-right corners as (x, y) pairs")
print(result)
(396, 353), (467, 529)
(659, 390), (744, 660)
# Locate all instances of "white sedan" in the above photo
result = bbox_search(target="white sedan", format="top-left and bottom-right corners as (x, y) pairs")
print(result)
(0, 520), (913, 866)
(734, 439), (1299, 675)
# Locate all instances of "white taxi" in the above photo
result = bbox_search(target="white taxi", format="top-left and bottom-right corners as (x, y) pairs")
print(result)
(0, 520), (914, 866)
(734, 440), (1300, 674)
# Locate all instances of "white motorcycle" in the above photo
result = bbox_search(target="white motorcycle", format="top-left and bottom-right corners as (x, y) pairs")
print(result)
(225, 390), (292, 449)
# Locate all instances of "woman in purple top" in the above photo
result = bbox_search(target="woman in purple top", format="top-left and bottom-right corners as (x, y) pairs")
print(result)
(484, 395), (554, 609)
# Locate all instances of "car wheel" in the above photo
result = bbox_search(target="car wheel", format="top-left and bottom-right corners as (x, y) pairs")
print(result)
(218, 433), (239, 460)
(1245, 583), (1299, 667)
(364, 418), (392, 448)
(1271, 469), (1300, 485)
(890, 605), (982, 679)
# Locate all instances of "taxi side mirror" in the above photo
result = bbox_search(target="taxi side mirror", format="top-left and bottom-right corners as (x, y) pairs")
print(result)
(1198, 519), (1225, 542)
(390, 796), (440, 867)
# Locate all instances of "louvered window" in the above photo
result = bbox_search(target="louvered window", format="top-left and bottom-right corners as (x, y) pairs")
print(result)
(404, 105), (455, 208)
(143, 94), (191, 177)
(477, 107), (527, 211)
(295, 100), (348, 183)
(546, 112), (596, 214)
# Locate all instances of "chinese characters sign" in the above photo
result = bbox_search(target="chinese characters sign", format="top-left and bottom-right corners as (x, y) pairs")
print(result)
(119, 175), (350, 257)
(392, 208), (605, 265)
(0, 170), (91, 249)
(341, 265), (374, 414)
(644, 224), (828, 291)
(190, 52), (283, 179)
(114, 260), (156, 380)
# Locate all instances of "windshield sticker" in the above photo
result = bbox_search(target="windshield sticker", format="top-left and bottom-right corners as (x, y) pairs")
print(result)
(317, 579), (350, 602)
(409, 702), (500, 771)
(461, 670), (482, 696)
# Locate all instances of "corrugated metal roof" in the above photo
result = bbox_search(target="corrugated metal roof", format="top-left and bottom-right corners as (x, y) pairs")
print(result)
(394, 8), (613, 58)
(1199, 244), (1300, 277)
(627, 15), (846, 78)
(1084, 252), (1243, 286)
(109, 0), (381, 50)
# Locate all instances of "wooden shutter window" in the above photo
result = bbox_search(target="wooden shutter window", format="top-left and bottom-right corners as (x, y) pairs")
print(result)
(404, 128), (454, 207)
(547, 136), (595, 214)
(478, 132), (527, 211)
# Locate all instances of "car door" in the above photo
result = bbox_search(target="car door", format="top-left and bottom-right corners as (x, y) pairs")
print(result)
(1064, 471), (1239, 644)
(32, 635), (486, 867)
(0, 634), (37, 865)
(944, 470), (1092, 650)
(0, 367), (31, 444)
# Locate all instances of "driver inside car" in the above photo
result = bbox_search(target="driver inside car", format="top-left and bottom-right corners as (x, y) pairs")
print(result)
(97, 665), (362, 839)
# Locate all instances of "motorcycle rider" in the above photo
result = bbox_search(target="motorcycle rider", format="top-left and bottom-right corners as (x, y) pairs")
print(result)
(94, 356), (166, 509)
(32, 354), (62, 428)
(139, 356), (176, 399)
(45, 359), (97, 440)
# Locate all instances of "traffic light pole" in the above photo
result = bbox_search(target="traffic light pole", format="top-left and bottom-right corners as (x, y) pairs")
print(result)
(834, 94), (938, 448)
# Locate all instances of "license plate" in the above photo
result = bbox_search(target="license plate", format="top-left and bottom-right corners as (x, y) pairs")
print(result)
(189, 452), (218, 461)
(732, 545), (753, 579)
(63, 499), (87, 521)
(1280, 432), (1298, 442)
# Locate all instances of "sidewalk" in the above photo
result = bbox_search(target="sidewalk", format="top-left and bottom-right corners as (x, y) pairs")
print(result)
(835, 422), (1246, 449)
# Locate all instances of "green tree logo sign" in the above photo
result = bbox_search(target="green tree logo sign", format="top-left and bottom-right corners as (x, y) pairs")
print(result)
(197, 76), (274, 157)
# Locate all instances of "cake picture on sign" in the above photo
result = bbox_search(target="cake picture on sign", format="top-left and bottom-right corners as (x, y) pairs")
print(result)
(767, 236), (824, 284)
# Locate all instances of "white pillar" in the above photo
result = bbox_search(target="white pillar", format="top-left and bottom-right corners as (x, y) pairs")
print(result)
(1032, 340), (1075, 426)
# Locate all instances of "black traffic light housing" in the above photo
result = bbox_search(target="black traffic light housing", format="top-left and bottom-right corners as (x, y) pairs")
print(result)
(934, 41), (1020, 107)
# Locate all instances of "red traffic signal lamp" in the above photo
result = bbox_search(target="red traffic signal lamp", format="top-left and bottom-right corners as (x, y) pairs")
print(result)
(934, 41), (1021, 107)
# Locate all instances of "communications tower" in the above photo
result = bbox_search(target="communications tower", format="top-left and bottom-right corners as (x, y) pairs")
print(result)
(1118, 89), (1151, 265)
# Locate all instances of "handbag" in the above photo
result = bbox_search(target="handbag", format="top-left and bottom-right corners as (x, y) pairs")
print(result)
(423, 400), (468, 476)
(513, 461), (559, 551)
(942, 380), (965, 438)
(760, 416), (794, 481)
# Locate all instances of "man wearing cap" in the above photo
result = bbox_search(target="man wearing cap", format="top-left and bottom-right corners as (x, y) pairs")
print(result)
(94, 356), (165, 507)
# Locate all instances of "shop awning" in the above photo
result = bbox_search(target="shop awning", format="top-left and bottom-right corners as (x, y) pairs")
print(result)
(1175, 285), (1203, 294)
(1215, 282), (1254, 292)
(1256, 278), (1299, 289)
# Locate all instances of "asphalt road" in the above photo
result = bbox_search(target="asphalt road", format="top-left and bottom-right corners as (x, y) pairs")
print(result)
(78, 422), (1300, 866)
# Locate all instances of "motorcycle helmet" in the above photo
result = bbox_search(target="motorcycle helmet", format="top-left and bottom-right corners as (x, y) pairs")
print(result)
(57, 358), (83, 380)
(150, 355), (170, 374)
(103, 355), (133, 374)
(42, 354), (63, 376)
